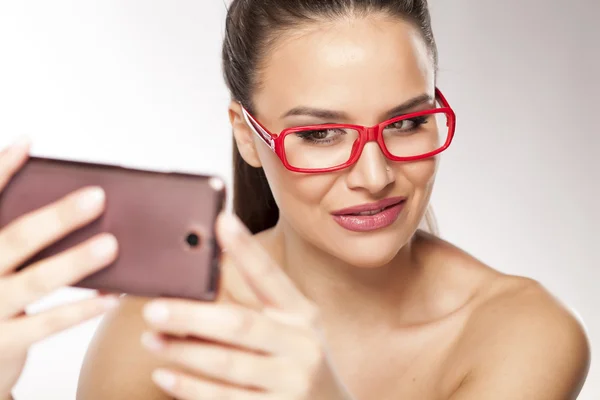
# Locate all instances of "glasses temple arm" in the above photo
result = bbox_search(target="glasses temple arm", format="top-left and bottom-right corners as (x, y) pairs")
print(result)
(240, 106), (275, 149)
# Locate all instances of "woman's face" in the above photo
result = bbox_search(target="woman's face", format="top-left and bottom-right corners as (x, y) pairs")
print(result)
(231, 15), (438, 268)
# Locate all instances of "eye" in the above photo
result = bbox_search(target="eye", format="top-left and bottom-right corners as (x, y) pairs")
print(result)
(304, 130), (330, 140)
(385, 116), (429, 133)
(295, 128), (347, 144)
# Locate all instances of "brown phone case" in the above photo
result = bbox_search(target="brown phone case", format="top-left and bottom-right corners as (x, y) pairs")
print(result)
(0, 156), (226, 301)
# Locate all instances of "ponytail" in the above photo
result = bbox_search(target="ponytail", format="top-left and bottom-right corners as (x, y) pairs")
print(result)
(223, 0), (439, 235)
(232, 144), (279, 234)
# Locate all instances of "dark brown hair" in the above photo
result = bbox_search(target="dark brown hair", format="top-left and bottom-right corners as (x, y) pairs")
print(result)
(222, 0), (438, 234)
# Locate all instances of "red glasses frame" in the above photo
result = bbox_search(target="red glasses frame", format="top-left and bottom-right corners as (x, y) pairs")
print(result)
(241, 87), (456, 173)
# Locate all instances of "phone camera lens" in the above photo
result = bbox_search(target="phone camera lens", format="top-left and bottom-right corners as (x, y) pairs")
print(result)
(185, 232), (201, 249)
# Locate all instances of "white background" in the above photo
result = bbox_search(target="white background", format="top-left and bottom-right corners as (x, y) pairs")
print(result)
(0, 1), (598, 399)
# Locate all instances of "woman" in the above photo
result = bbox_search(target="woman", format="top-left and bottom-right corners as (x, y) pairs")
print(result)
(0, 1), (590, 399)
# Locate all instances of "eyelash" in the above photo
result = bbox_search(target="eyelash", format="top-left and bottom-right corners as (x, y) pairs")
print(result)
(294, 115), (430, 144)
(385, 115), (429, 132)
(296, 128), (346, 144)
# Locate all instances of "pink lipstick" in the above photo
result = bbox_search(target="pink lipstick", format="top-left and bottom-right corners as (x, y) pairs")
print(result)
(331, 196), (406, 232)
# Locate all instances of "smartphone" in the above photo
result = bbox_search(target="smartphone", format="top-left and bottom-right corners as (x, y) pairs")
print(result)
(0, 156), (226, 301)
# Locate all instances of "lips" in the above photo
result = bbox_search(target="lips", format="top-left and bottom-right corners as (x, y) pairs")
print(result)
(331, 197), (406, 232)
(331, 197), (406, 216)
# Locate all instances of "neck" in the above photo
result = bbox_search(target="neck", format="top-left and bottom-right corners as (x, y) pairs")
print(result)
(270, 221), (429, 328)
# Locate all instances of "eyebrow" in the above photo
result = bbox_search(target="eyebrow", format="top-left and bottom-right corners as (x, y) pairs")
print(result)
(281, 93), (434, 121)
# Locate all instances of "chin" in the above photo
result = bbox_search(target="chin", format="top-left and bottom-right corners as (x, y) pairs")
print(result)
(326, 228), (414, 269)
(340, 251), (400, 269)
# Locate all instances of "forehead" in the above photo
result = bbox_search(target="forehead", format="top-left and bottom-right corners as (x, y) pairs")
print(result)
(253, 15), (435, 120)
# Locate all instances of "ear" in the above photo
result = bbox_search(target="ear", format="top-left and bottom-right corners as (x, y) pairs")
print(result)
(228, 101), (262, 168)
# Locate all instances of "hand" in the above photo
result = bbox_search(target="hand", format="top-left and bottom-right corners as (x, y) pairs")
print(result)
(141, 213), (354, 400)
(0, 138), (120, 398)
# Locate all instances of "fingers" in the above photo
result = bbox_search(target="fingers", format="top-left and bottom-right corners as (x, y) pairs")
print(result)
(0, 186), (107, 274)
(218, 254), (264, 309)
(142, 300), (318, 360)
(0, 233), (118, 319)
(216, 213), (315, 315)
(142, 333), (304, 393)
(0, 295), (120, 354)
(149, 368), (268, 400)
(0, 137), (30, 192)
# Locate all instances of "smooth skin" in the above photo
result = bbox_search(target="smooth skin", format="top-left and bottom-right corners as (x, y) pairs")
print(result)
(0, 139), (120, 400)
(77, 15), (590, 400)
(5, 14), (591, 400)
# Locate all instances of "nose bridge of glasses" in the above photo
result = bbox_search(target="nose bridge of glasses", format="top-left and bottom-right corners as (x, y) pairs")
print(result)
(365, 125), (379, 142)
(363, 125), (386, 157)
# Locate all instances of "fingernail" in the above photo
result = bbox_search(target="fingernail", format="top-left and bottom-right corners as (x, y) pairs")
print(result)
(101, 295), (120, 309)
(152, 369), (176, 389)
(144, 302), (170, 324)
(90, 234), (118, 260)
(221, 214), (242, 235)
(77, 187), (105, 212)
(141, 332), (164, 351)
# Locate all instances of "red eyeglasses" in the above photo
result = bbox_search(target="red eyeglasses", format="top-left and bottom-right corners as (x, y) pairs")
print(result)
(241, 88), (456, 173)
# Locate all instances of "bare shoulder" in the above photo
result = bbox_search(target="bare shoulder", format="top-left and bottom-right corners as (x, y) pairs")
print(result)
(450, 274), (591, 399)
(466, 275), (590, 358)
(77, 295), (173, 400)
(76, 246), (262, 399)
(421, 234), (591, 398)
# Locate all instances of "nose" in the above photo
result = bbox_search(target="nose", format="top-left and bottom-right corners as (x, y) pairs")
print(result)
(346, 142), (395, 194)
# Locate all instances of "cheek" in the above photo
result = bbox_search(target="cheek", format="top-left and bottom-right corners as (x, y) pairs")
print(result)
(257, 144), (334, 215)
(397, 157), (438, 193)
(396, 158), (438, 230)
(396, 158), (438, 223)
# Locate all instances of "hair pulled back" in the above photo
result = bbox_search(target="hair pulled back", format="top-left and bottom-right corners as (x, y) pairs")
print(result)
(222, 0), (438, 234)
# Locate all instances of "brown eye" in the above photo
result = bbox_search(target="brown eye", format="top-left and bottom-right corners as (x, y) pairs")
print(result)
(310, 130), (329, 140)
(296, 128), (346, 143)
(385, 116), (428, 133)
(393, 120), (415, 130)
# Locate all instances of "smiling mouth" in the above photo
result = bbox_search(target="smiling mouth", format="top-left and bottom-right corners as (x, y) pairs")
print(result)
(343, 202), (404, 216)
(331, 196), (407, 216)
(330, 197), (407, 232)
